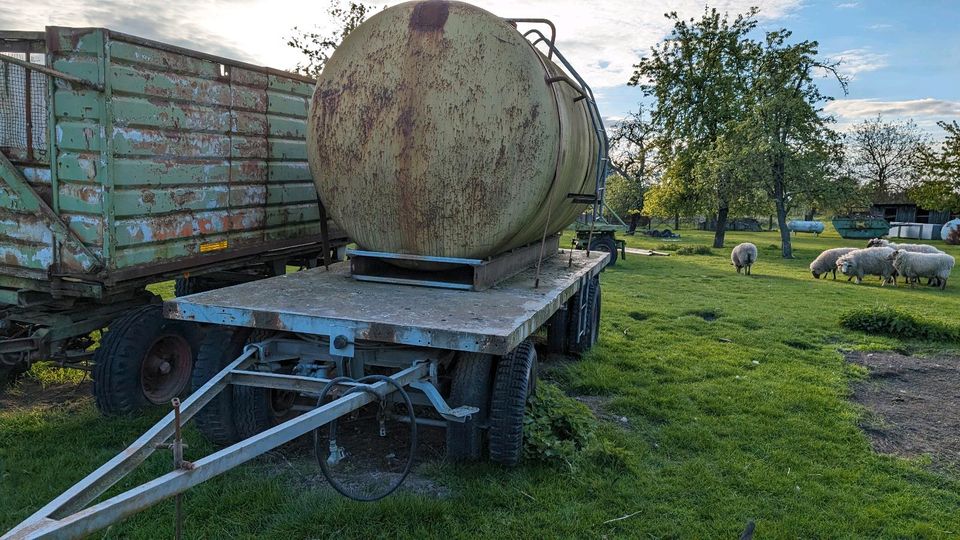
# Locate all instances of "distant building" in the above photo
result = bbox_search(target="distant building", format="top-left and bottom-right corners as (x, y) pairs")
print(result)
(870, 193), (956, 225)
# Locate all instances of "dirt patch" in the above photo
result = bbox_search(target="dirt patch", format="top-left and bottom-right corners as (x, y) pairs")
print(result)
(258, 410), (452, 499)
(0, 378), (92, 411)
(684, 308), (720, 321)
(574, 395), (630, 429)
(846, 350), (960, 469)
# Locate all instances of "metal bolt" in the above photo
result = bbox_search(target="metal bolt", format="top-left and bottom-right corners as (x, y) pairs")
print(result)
(333, 335), (348, 349)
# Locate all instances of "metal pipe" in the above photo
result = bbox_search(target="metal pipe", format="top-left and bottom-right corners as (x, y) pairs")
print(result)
(391, 414), (448, 429)
(510, 19), (557, 59)
(8, 348), (258, 532)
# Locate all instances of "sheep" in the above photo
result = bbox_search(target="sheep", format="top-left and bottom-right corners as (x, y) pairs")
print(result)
(887, 249), (955, 290)
(836, 247), (897, 285)
(866, 238), (943, 254)
(809, 247), (858, 279)
(731, 243), (758, 275)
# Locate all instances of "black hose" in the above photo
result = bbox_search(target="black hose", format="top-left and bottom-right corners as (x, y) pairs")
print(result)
(313, 374), (418, 502)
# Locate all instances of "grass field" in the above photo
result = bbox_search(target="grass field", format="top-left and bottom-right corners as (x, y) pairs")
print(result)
(2, 227), (960, 538)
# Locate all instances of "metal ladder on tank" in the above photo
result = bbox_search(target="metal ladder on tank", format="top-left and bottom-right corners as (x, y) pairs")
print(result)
(509, 18), (610, 347)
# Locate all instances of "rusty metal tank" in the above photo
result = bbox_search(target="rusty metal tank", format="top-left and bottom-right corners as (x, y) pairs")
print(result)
(307, 0), (602, 262)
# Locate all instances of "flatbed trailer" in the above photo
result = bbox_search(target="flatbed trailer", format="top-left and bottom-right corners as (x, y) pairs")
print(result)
(4, 249), (607, 539)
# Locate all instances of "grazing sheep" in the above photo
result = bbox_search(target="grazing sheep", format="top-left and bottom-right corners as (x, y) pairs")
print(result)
(887, 249), (955, 290)
(836, 247), (896, 285)
(866, 238), (943, 254)
(731, 243), (758, 275)
(809, 247), (858, 279)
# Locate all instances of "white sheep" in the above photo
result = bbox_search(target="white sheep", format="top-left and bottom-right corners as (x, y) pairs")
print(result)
(836, 247), (896, 285)
(809, 247), (858, 279)
(866, 238), (943, 254)
(731, 243), (757, 275)
(887, 249), (955, 290)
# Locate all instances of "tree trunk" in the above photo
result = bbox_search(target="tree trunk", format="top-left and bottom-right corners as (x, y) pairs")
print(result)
(768, 215), (773, 231)
(713, 204), (729, 248)
(772, 158), (793, 259)
(804, 208), (816, 221)
(674, 213), (680, 230)
(776, 199), (793, 259)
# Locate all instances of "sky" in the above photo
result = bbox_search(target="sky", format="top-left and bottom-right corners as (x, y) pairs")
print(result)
(2, 0), (958, 135)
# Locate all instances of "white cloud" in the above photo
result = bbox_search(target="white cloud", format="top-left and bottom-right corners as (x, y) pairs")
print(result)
(0, 0), (805, 89)
(868, 23), (892, 30)
(826, 98), (960, 118)
(828, 48), (888, 78)
(835, 2), (859, 8)
(825, 98), (960, 132)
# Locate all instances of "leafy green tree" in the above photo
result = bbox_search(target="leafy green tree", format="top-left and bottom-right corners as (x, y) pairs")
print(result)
(631, 8), (759, 248)
(909, 121), (960, 213)
(726, 30), (846, 258)
(288, 1), (375, 77)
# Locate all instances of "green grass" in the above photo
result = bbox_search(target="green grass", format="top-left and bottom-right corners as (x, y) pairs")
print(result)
(3, 227), (960, 537)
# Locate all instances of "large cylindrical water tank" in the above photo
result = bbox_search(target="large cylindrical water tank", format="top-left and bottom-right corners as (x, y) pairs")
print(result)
(307, 0), (600, 261)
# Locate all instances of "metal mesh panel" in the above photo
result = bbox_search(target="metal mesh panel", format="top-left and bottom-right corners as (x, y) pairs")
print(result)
(0, 52), (48, 163)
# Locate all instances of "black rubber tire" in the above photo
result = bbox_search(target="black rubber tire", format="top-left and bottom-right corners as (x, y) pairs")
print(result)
(589, 236), (618, 266)
(232, 331), (295, 440)
(190, 326), (250, 445)
(545, 308), (569, 354)
(445, 352), (495, 462)
(93, 304), (199, 416)
(233, 378), (297, 440)
(566, 277), (601, 356)
(488, 340), (538, 466)
(174, 276), (220, 297)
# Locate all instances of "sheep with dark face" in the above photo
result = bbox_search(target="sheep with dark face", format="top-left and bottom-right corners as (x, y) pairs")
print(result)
(887, 249), (955, 290)
(836, 247), (896, 285)
(866, 238), (943, 254)
(731, 243), (757, 275)
(809, 247), (857, 279)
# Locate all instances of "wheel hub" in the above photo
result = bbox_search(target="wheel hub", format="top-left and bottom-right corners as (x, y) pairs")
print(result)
(140, 335), (193, 405)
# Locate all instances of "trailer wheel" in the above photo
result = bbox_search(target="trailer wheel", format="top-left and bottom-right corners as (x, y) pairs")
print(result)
(566, 277), (601, 356)
(446, 352), (494, 461)
(174, 276), (219, 297)
(93, 305), (198, 415)
(191, 326), (248, 445)
(233, 331), (296, 440)
(545, 308), (569, 354)
(488, 340), (538, 466)
(589, 236), (618, 266)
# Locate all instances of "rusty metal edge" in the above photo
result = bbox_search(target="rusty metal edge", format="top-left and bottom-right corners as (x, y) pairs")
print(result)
(93, 231), (348, 285)
(98, 28), (317, 84)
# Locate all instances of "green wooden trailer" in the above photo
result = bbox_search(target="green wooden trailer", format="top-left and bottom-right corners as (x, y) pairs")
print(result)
(0, 27), (347, 411)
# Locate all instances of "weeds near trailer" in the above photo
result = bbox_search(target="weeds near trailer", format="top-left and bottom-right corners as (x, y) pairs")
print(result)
(522, 383), (593, 465)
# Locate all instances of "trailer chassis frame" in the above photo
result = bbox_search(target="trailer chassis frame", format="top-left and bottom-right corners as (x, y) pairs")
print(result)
(4, 337), (473, 539)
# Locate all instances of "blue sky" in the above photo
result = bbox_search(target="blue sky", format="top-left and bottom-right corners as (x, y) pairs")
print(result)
(598, 0), (960, 133)
(3, 0), (958, 134)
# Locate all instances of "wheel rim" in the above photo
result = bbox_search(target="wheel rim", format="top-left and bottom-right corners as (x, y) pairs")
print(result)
(140, 334), (193, 404)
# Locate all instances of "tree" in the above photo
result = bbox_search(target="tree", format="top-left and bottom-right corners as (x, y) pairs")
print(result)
(608, 106), (660, 230)
(908, 121), (960, 213)
(727, 30), (847, 258)
(287, 1), (374, 77)
(847, 115), (926, 197)
(631, 8), (759, 248)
